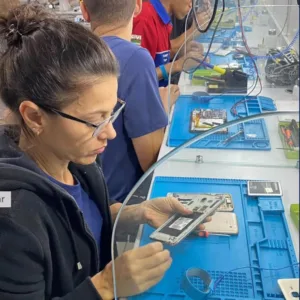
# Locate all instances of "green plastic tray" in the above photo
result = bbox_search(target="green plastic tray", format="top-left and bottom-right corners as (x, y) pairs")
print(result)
(278, 122), (299, 159)
(290, 204), (299, 230)
(192, 69), (221, 86)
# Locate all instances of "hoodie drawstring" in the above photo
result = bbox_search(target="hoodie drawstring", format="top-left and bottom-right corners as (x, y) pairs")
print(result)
(59, 199), (82, 271)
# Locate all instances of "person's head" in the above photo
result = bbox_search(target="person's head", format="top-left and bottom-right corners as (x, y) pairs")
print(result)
(169, 0), (192, 20)
(80, 0), (142, 31)
(0, 0), (20, 15)
(0, 4), (120, 166)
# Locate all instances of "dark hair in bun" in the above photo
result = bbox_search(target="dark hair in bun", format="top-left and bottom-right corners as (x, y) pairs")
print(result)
(0, 3), (118, 127)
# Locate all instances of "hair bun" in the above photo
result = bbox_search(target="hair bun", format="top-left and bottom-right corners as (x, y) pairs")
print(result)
(0, 4), (54, 48)
(5, 23), (23, 47)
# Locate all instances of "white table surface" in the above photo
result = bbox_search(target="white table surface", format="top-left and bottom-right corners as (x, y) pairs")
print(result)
(120, 7), (299, 300)
(134, 37), (299, 261)
(144, 82), (299, 261)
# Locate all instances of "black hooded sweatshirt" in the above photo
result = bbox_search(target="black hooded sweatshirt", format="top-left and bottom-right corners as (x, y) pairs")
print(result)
(0, 127), (115, 300)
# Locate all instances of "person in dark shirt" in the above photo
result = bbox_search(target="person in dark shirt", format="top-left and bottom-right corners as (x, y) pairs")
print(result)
(0, 3), (211, 299)
(133, 0), (211, 86)
(81, 0), (180, 202)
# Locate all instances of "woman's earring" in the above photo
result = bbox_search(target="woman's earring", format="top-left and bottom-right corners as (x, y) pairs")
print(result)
(33, 128), (40, 136)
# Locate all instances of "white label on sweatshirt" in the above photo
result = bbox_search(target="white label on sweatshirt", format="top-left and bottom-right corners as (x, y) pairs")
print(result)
(0, 192), (11, 208)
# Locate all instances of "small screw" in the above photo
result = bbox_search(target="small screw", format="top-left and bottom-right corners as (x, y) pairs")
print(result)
(195, 155), (204, 164)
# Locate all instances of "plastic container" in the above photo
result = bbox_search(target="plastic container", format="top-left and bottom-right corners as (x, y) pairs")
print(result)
(265, 29), (277, 49)
(278, 121), (299, 159)
(290, 204), (299, 230)
(259, 9), (269, 26)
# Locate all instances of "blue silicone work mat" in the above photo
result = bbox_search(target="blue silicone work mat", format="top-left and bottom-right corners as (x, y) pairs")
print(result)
(129, 177), (299, 300)
(198, 28), (236, 44)
(167, 95), (274, 150)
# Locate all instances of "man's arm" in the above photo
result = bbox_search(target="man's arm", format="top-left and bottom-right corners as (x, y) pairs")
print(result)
(122, 48), (168, 173)
(170, 26), (196, 59)
(170, 10), (211, 59)
(132, 128), (165, 172)
(156, 61), (182, 81)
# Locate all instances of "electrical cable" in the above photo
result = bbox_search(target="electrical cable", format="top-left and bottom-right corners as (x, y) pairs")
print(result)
(230, 0), (262, 118)
(110, 4), (298, 296)
(212, 0), (258, 54)
(192, 75), (224, 82)
(192, 0), (219, 33)
(182, 0), (225, 75)
(166, 18), (214, 118)
(184, 8), (193, 57)
(277, 1), (290, 37)
(110, 110), (298, 300)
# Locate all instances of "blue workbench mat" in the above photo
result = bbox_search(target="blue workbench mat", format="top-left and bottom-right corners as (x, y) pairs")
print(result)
(198, 28), (236, 44)
(167, 95), (275, 150)
(129, 176), (299, 300)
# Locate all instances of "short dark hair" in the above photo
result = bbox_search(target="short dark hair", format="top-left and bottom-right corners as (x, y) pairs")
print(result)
(0, 4), (118, 126)
(83, 0), (136, 26)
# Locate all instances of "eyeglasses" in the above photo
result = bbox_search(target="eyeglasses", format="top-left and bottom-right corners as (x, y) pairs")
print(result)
(40, 99), (125, 137)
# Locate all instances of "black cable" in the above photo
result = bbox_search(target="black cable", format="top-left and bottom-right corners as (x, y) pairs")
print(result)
(192, 0), (219, 33)
(183, 0), (225, 74)
(277, 0), (290, 37)
(230, 0), (262, 118)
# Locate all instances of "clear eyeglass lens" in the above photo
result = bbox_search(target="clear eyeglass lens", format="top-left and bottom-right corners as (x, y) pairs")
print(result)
(93, 117), (112, 137)
(92, 102), (124, 137)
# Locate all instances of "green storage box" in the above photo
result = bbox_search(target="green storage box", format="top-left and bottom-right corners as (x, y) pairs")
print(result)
(290, 204), (299, 230)
(192, 69), (221, 86)
(278, 121), (299, 159)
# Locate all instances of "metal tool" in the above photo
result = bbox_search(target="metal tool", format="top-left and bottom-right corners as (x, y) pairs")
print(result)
(222, 130), (244, 145)
(199, 231), (230, 237)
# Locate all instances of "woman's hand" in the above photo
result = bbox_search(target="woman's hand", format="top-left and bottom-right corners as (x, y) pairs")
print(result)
(141, 196), (212, 232)
(92, 242), (172, 299)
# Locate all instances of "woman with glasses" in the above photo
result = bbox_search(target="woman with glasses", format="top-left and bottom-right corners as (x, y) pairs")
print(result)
(0, 4), (210, 300)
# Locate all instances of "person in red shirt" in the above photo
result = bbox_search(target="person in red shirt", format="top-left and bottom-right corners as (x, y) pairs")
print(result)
(133, 0), (211, 86)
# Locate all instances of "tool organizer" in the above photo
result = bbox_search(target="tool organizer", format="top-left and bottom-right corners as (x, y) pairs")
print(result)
(167, 94), (276, 150)
(129, 177), (299, 300)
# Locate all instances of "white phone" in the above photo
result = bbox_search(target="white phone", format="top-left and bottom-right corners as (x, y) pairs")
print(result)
(278, 279), (299, 300)
(150, 194), (227, 245)
(204, 212), (239, 235)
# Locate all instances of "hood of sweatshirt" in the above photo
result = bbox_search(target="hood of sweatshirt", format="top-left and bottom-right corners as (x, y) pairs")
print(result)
(0, 125), (113, 271)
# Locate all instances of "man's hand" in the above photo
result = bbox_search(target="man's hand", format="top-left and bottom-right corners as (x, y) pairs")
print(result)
(141, 197), (212, 233)
(175, 50), (205, 72)
(186, 41), (204, 53)
(191, 10), (211, 31)
(159, 85), (180, 113)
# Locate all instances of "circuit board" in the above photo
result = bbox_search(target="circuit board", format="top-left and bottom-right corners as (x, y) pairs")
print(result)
(190, 109), (228, 133)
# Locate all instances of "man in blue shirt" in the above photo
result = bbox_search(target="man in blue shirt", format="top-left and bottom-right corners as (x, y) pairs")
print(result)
(80, 0), (180, 202)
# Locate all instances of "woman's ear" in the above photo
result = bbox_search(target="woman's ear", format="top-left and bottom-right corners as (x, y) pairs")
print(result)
(134, 0), (143, 17)
(19, 101), (44, 134)
(80, 0), (91, 23)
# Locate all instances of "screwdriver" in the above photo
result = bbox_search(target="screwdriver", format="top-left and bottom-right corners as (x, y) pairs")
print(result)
(199, 231), (230, 238)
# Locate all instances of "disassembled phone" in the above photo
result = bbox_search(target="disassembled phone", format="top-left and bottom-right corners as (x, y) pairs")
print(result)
(150, 194), (227, 246)
(190, 109), (228, 134)
(278, 279), (300, 300)
(203, 212), (239, 235)
(247, 181), (282, 196)
(167, 192), (234, 212)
